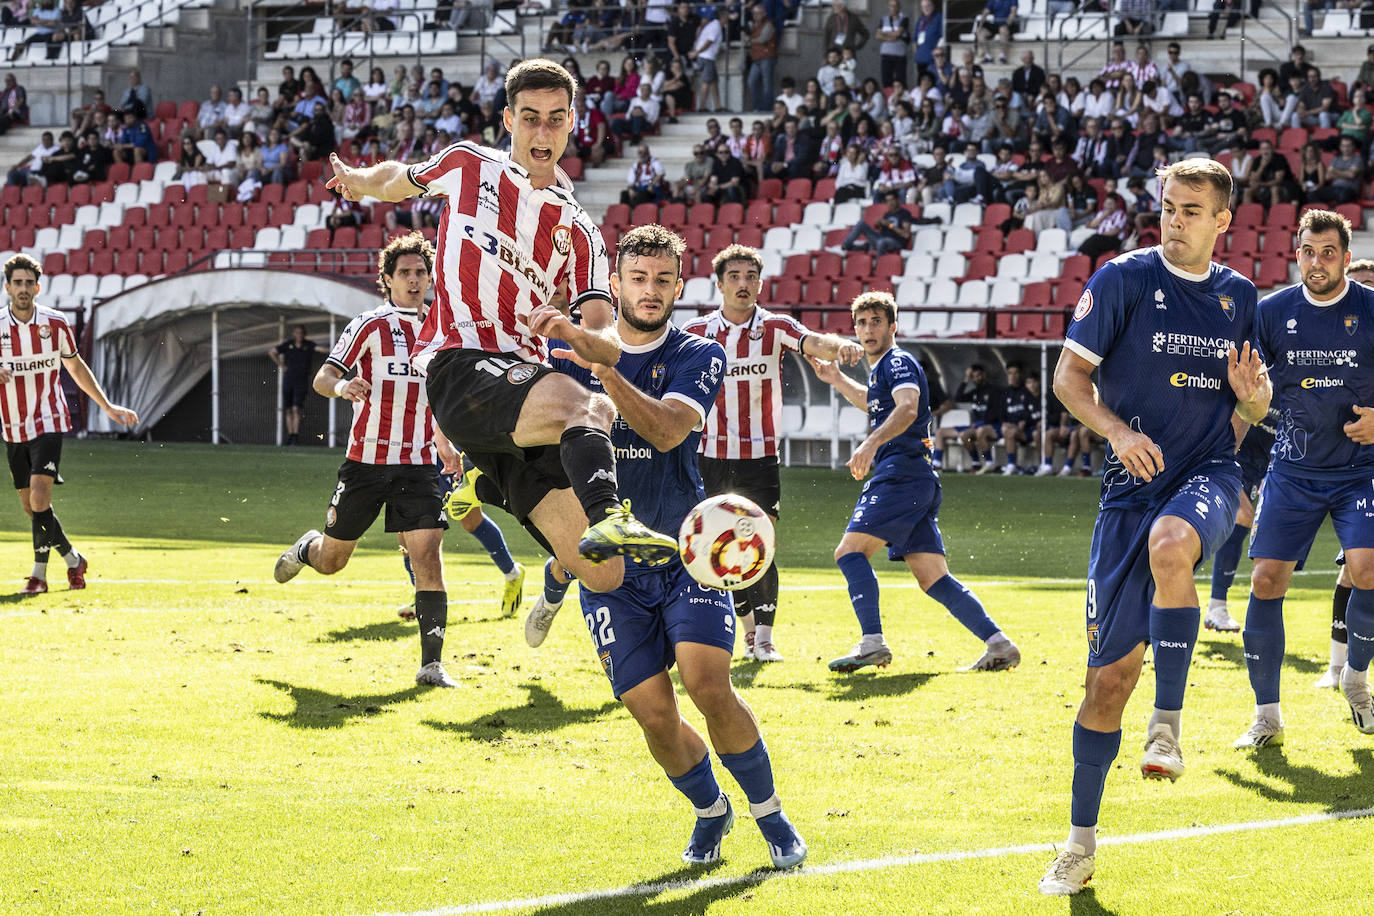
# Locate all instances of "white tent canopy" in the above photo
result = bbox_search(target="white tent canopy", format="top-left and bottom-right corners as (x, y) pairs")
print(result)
(90, 269), (380, 440)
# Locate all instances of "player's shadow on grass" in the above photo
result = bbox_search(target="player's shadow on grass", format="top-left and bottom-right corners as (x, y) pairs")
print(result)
(255, 678), (425, 729)
(1198, 639), (1324, 675)
(1069, 887), (1125, 916)
(525, 861), (773, 916)
(424, 683), (618, 741)
(316, 620), (411, 643)
(1217, 746), (1374, 812)
(828, 671), (936, 702)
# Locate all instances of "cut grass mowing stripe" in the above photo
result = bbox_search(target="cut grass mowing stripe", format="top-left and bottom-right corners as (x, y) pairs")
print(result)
(372, 807), (1374, 916)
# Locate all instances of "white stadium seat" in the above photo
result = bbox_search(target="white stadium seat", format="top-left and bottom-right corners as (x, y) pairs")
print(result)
(900, 253), (934, 280)
(254, 227), (282, 250)
(934, 253), (965, 278)
(956, 279), (988, 307)
(681, 276), (715, 305)
(915, 309), (949, 335)
(1026, 255), (1063, 283)
(896, 309), (918, 337)
(996, 253), (1029, 282)
(951, 203), (982, 228)
(943, 311), (984, 336)
(293, 204), (321, 226)
(801, 202), (831, 227)
(34, 227), (59, 253)
(926, 278), (959, 305)
(1034, 228), (1069, 257)
(94, 274), (124, 299)
(945, 227), (975, 252)
(790, 226), (822, 252)
(72, 274), (98, 300)
(895, 278), (925, 306)
(913, 227), (944, 252)
(830, 201), (862, 228)
(759, 249), (783, 277)
(46, 274), (74, 299)
(279, 225), (307, 249)
(74, 204), (100, 227)
(153, 161), (178, 182)
(762, 226), (792, 251)
(988, 279), (1022, 307)
(922, 202), (952, 225)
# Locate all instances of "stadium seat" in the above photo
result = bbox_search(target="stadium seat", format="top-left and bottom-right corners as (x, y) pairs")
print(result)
(107, 162), (131, 185)
(56, 224), (82, 250)
(681, 276), (715, 305)
(1034, 229), (1070, 257)
(94, 274), (123, 299)
(107, 227), (132, 250)
(988, 279), (1021, 307)
(773, 200), (803, 227)
(34, 226), (58, 253)
(934, 253), (966, 278)
(757, 178), (782, 199)
(43, 184), (66, 205)
(944, 311), (985, 337)
(762, 226), (792, 251)
(822, 308), (854, 336)
(923, 202), (952, 225)
(259, 183), (284, 206)
(842, 251), (872, 278)
(658, 202), (686, 227)
(1026, 256), (1062, 283)
(965, 253), (997, 282)
(132, 227), (155, 251)
(801, 201), (832, 228)
(926, 278), (959, 304)
(830, 201), (862, 229)
(783, 252), (813, 278)
(113, 249), (140, 276)
(945, 227), (975, 253)
(359, 225), (383, 249)
(915, 309), (949, 335)
(41, 253), (64, 275)
(895, 278), (925, 306)
(835, 278), (863, 304)
(951, 203), (982, 228)
(681, 226), (705, 251)
(737, 226), (765, 248)
(812, 178), (836, 201)
(305, 228), (331, 249)
(801, 278), (832, 303)
(705, 226), (734, 252)
(715, 202), (743, 226)
(205, 226), (229, 250)
(981, 202), (1011, 229)
(46, 273), (74, 299)
(901, 253), (935, 280)
(875, 253), (903, 280)
(1004, 229), (1035, 254)
(996, 253), (1029, 282)
(974, 228), (1004, 256)
(956, 280), (989, 307)
(784, 178), (812, 200)
(913, 227), (943, 252)
(772, 277), (801, 305)
(630, 202), (658, 225)
(685, 202), (715, 227)
(131, 162), (154, 183)
(279, 225), (306, 250)
(229, 226), (256, 248)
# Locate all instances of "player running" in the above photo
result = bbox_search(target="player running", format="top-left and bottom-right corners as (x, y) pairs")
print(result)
(1235, 209), (1374, 748)
(681, 244), (863, 662)
(274, 233), (462, 688)
(552, 224), (806, 869)
(0, 254), (138, 594)
(808, 292), (1020, 674)
(325, 59), (676, 601)
(1039, 160), (1270, 896)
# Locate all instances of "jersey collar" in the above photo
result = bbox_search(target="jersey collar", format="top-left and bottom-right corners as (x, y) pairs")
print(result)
(1156, 246), (1212, 282)
(715, 305), (759, 329)
(620, 325), (672, 353)
(1302, 278), (1348, 307)
(385, 298), (419, 317)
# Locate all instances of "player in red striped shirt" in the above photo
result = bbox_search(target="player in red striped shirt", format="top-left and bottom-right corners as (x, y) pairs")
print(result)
(0, 254), (138, 595)
(273, 234), (464, 688)
(326, 59), (677, 598)
(682, 245), (863, 661)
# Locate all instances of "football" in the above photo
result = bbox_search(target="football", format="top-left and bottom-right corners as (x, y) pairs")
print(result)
(678, 494), (776, 591)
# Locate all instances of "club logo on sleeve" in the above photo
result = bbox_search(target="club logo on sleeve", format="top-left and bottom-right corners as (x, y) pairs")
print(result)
(1073, 290), (1093, 321)
(326, 506), (337, 527)
(1218, 294), (1235, 321)
(507, 364), (538, 384)
(551, 225), (572, 257)
(1346, 314), (1359, 336)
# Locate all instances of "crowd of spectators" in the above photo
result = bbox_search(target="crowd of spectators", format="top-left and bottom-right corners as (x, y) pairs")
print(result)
(4, 0), (93, 62)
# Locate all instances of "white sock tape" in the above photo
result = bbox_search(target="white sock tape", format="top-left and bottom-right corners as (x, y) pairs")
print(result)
(749, 793), (782, 819)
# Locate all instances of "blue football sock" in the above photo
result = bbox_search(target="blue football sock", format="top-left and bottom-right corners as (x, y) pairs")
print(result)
(926, 573), (999, 641)
(1346, 587), (1374, 672)
(932, 448), (944, 465)
(837, 552), (882, 635)
(981, 450), (993, 464)
(1209, 523), (1250, 602)
(543, 557), (571, 604)
(718, 739), (775, 806)
(1150, 605), (1199, 711)
(1242, 594), (1285, 704)
(1070, 722), (1122, 830)
(402, 552), (415, 587)
(1081, 453), (1092, 469)
(469, 517), (515, 575)
(668, 752), (724, 809)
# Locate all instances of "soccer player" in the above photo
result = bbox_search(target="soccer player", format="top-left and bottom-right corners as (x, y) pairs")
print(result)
(1235, 209), (1374, 747)
(680, 244), (863, 662)
(0, 254), (138, 594)
(325, 59), (678, 603)
(808, 293), (1020, 674)
(1038, 159), (1270, 897)
(273, 233), (462, 688)
(268, 325), (315, 446)
(551, 224), (806, 869)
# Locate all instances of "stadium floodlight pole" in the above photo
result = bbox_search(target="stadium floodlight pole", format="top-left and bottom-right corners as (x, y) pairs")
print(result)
(210, 309), (220, 445)
(327, 313), (337, 449)
(275, 314), (284, 447)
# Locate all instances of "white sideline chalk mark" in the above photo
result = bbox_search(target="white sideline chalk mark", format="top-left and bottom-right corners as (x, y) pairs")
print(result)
(370, 807), (1374, 915)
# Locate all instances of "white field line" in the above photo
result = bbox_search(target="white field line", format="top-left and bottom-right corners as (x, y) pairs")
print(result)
(369, 807), (1374, 916)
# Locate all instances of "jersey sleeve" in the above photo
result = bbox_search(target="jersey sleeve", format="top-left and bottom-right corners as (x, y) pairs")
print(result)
(406, 141), (475, 197)
(773, 314), (810, 352)
(326, 314), (377, 372)
(885, 351), (922, 397)
(1252, 293), (1277, 366)
(662, 339), (726, 432)
(1064, 258), (1127, 366)
(564, 216), (612, 308)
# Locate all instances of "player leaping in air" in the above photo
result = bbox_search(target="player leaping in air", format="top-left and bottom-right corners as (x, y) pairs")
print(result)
(326, 59), (677, 598)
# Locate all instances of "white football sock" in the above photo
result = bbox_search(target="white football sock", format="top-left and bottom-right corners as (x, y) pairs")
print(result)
(1256, 701), (1282, 725)
(1332, 639), (1348, 670)
(31, 561), (47, 579)
(1149, 707), (1182, 740)
(63, 549), (82, 569)
(755, 623), (773, 645)
(1068, 825), (1096, 856)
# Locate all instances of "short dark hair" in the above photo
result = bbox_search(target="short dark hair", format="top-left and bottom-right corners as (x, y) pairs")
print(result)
(1348, 258), (1374, 274)
(1006, 360), (1024, 372)
(1156, 158), (1233, 213)
(504, 58), (576, 109)
(4, 253), (40, 283)
(377, 231), (435, 296)
(711, 244), (764, 279)
(849, 290), (896, 325)
(1297, 208), (1352, 252)
(617, 223), (685, 274)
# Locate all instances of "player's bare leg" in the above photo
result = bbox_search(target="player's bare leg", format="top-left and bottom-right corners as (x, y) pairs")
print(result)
(512, 372), (677, 566)
(19, 474), (84, 594)
(526, 487), (624, 594)
(1141, 514), (1203, 779)
(401, 527), (455, 687)
(905, 551), (1019, 670)
(273, 531), (353, 582)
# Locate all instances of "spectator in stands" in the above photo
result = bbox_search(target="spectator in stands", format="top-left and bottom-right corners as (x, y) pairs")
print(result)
(973, 0), (1015, 65)
(173, 135), (207, 187)
(1063, 172), (1098, 230)
(215, 87), (248, 140)
(431, 99), (461, 138)
(196, 85), (228, 139)
(1098, 40), (1130, 91)
(114, 69), (151, 120)
(387, 119), (418, 162)
(1023, 167), (1065, 231)
(1032, 93), (1073, 148)
(1123, 112), (1165, 177)
(415, 80), (445, 124)
(1296, 65), (1339, 129)
(8, 0), (57, 60)
(112, 109), (157, 163)
(1043, 138), (1079, 182)
(834, 142), (870, 201)
(813, 120), (844, 177)
(1072, 116), (1108, 176)
(933, 364), (992, 472)
(689, 6), (726, 113)
(472, 60), (503, 108)
(872, 144), (917, 201)
(1011, 50), (1044, 100)
(359, 0), (397, 33)
(706, 143), (748, 203)
(564, 92), (608, 168)
(96, 109), (119, 148)
(912, 0), (941, 80)
(289, 101), (335, 160)
(1339, 86), (1371, 148)
(1168, 92), (1215, 153)
(1156, 42), (1189, 102)
(665, 0), (699, 64)
(1311, 136), (1364, 203)
(1209, 89), (1248, 154)
(621, 143), (665, 205)
(68, 87), (105, 136)
(702, 116), (726, 153)
(606, 55), (641, 117)
(1077, 193), (1128, 260)
(1, 0), (29, 25)
(1353, 44), (1374, 97)
(0, 72), (26, 135)
(291, 80), (328, 127)
(982, 93), (1023, 153)
(75, 127), (109, 181)
(1113, 72), (1144, 127)
(817, 48), (845, 97)
(1206, 0), (1242, 38)
(935, 141), (992, 204)
(613, 82), (661, 145)
(840, 190), (913, 253)
(1279, 44), (1308, 86)
(331, 59), (361, 101)
(340, 88), (372, 142)
(5, 129), (56, 185)
(747, 2), (778, 113)
(874, 0), (910, 89)
(672, 144), (713, 203)
(822, 0), (868, 55)
(55, 0), (89, 44)
(36, 130), (80, 186)
(1114, 0), (1156, 35)
(769, 116), (816, 179)
(201, 128), (237, 185)
(739, 118), (772, 185)
(235, 128), (263, 184)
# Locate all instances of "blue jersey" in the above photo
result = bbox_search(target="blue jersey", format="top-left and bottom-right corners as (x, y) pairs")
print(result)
(1255, 280), (1374, 480)
(552, 327), (727, 573)
(1065, 246), (1257, 508)
(1236, 403), (1279, 478)
(867, 345), (935, 477)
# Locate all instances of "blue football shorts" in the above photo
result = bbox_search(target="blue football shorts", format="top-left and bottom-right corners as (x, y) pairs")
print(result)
(1085, 462), (1242, 667)
(578, 562), (736, 698)
(1249, 467), (1374, 563)
(846, 469), (946, 561)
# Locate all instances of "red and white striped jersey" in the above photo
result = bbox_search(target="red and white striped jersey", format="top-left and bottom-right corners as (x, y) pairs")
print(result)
(681, 306), (810, 460)
(326, 301), (436, 466)
(0, 304), (78, 443)
(406, 141), (611, 372)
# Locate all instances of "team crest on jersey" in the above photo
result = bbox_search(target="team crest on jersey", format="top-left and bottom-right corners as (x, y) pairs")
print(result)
(1218, 295), (1235, 321)
(507, 364), (538, 384)
(749, 328), (764, 340)
(1087, 623), (1100, 654)
(1346, 314), (1359, 336)
(326, 506), (337, 528)
(1073, 290), (1093, 321)
(551, 224), (572, 257)
(651, 363), (666, 380)
(598, 647), (614, 681)
(38, 326), (50, 339)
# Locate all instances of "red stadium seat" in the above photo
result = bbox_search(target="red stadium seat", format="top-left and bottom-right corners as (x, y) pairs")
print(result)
(43, 183), (67, 205)
(561, 158), (583, 181)
(603, 202), (631, 227)
(164, 249), (192, 273)
(299, 159), (324, 185)
(812, 177), (836, 201)
(1060, 254), (1091, 287)
(333, 226), (358, 248)
(834, 278), (863, 304)
(145, 205), (169, 230)
(841, 251), (872, 278)
(680, 226), (705, 251)
(107, 162), (131, 185)
(1004, 229), (1035, 255)
(89, 249), (114, 275)
(715, 202), (743, 227)
(784, 178), (811, 200)
(736, 227), (764, 248)
(107, 228), (132, 250)
(1256, 257), (1290, 289)
(757, 178), (782, 200)
(305, 228), (331, 249)
(82, 229), (107, 251)
(170, 205), (195, 229)
(20, 184), (42, 206)
(259, 183), (284, 205)
(1228, 228), (1260, 256)
(1233, 202), (1264, 227)
(219, 205), (244, 228)
(813, 251), (842, 278)
(1022, 281), (1053, 309)
(132, 227), (156, 251)
(772, 277), (801, 305)
(773, 200), (802, 226)
(782, 253), (811, 278)
(801, 278), (832, 303)
(130, 162), (154, 183)
(64, 249), (89, 274)
(229, 226), (256, 248)
(51, 203), (74, 226)
(284, 182), (309, 206)
(185, 183), (209, 206)
(176, 100), (198, 121)
(1337, 202), (1363, 228)
(822, 308), (854, 336)
(205, 226), (229, 250)
(160, 185), (185, 206)
(965, 253), (997, 281)
(630, 202), (658, 225)
(41, 253), (65, 275)
(89, 182), (115, 204)
(743, 199), (772, 228)
(658, 202), (686, 227)
(113, 249), (140, 276)
(245, 203), (270, 230)
(981, 202), (1011, 228)
(359, 224), (384, 249)
(0, 185), (16, 206)
(875, 253), (903, 280)
(705, 226), (733, 252)
(11, 226), (33, 249)
(687, 202), (715, 227)
(973, 228), (1003, 256)
(154, 100), (176, 120)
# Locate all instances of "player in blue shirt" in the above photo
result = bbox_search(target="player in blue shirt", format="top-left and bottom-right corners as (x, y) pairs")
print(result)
(1203, 405), (1278, 633)
(1039, 160), (1270, 897)
(808, 292), (1020, 673)
(547, 224), (807, 870)
(1236, 209), (1374, 748)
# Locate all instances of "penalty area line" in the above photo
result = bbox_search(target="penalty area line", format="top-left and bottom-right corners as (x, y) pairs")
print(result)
(369, 806), (1374, 916)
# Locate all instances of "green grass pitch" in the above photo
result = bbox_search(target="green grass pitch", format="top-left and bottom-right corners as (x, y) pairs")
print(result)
(0, 442), (1370, 915)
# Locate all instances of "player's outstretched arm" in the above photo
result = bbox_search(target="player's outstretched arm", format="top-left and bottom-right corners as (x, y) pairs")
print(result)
(801, 333), (864, 366)
(1227, 341), (1271, 425)
(325, 153), (421, 203)
(432, 427), (463, 474)
(61, 353), (138, 427)
(848, 387), (921, 481)
(806, 355), (867, 409)
(550, 347), (699, 452)
(313, 363), (370, 402)
(532, 297), (621, 366)
(1344, 405), (1374, 445)
(1053, 346), (1163, 482)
